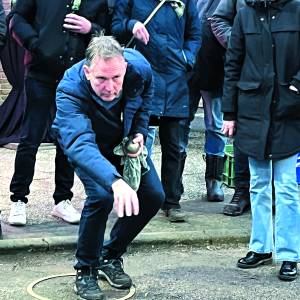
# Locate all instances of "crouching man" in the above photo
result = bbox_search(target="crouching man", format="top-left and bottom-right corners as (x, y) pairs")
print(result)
(52, 35), (164, 300)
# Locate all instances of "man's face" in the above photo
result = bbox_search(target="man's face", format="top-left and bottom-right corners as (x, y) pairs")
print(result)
(83, 55), (127, 101)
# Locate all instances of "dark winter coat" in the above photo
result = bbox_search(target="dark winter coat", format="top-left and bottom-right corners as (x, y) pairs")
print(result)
(10, 0), (108, 83)
(210, 0), (246, 49)
(222, 0), (300, 160)
(190, 0), (225, 91)
(52, 49), (153, 191)
(112, 0), (201, 118)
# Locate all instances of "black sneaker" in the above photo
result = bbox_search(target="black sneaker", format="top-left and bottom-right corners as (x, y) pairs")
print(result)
(74, 268), (106, 300)
(98, 258), (132, 289)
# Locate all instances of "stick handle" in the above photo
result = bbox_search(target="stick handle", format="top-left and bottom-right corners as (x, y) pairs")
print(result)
(125, 0), (167, 48)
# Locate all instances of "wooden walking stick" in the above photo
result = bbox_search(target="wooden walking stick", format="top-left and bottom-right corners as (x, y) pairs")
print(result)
(126, 0), (168, 48)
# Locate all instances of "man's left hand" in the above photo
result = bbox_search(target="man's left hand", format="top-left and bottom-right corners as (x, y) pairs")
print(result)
(127, 133), (144, 158)
(63, 13), (92, 34)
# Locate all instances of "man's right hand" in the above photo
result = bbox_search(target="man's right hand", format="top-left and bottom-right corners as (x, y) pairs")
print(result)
(111, 179), (139, 218)
(132, 21), (149, 45)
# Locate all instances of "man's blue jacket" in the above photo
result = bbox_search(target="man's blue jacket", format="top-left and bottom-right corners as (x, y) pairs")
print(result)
(52, 49), (153, 192)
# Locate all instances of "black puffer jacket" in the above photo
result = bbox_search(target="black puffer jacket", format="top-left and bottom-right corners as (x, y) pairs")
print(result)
(222, 0), (300, 160)
(11, 0), (108, 83)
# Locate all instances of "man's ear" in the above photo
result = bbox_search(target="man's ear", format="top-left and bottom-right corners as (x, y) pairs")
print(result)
(83, 65), (91, 80)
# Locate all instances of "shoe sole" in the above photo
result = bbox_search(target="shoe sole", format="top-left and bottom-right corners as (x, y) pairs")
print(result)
(237, 258), (272, 269)
(278, 274), (297, 281)
(8, 220), (26, 226)
(51, 212), (80, 224)
(223, 205), (250, 217)
(98, 270), (132, 289)
(207, 198), (224, 202)
(168, 217), (185, 223)
(74, 285), (107, 300)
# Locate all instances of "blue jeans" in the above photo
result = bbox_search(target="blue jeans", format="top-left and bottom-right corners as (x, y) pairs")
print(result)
(249, 154), (300, 262)
(74, 157), (164, 269)
(145, 126), (157, 157)
(200, 90), (226, 157)
(186, 87), (226, 156)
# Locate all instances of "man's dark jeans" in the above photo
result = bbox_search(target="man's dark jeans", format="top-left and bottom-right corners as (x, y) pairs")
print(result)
(234, 143), (250, 190)
(74, 158), (165, 268)
(10, 77), (74, 204)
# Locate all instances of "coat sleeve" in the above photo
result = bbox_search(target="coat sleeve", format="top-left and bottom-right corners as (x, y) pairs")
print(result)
(53, 88), (122, 192)
(111, 0), (137, 45)
(183, 0), (201, 70)
(129, 71), (154, 139)
(210, 0), (237, 49)
(0, 1), (6, 49)
(89, 4), (109, 35)
(222, 11), (244, 118)
(10, 0), (39, 51)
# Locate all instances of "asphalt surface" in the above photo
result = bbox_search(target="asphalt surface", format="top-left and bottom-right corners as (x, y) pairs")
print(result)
(1, 245), (299, 300)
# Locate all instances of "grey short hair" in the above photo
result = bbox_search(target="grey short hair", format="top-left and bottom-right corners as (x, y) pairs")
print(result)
(85, 35), (124, 66)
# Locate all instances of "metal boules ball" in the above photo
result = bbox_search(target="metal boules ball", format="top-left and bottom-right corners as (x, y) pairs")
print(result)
(125, 140), (140, 154)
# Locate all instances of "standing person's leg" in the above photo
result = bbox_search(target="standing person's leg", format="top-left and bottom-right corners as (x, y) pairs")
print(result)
(201, 90), (226, 202)
(73, 168), (112, 299)
(100, 158), (164, 287)
(145, 126), (157, 157)
(159, 117), (188, 222)
(9, 78), (55, 226)
(51, 143), (79, 224)
(223, 144), (251, 216)
(237, 157), (273, 268)
(273, 154), (300, 281)
(177, 82), (201, 195)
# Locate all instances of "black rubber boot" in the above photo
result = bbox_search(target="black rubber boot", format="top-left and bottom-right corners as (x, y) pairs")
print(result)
(205, 155), (224, 202)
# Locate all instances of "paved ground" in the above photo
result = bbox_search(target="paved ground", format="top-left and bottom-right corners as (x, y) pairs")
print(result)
(0, 130), (252, 252)
(1, 128), (300, 299)
(1, 245), (299, 300)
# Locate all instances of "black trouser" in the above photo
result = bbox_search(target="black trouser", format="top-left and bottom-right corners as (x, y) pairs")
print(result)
(233, 143), (250, 190)
(10, 77), (74, 204)
(74, 158), (164, 268)
(158, 117), (188, 210)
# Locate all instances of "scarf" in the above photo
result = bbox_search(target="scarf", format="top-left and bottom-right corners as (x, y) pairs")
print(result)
(160, 0), (186, 18)
(72, 0), (81, 11)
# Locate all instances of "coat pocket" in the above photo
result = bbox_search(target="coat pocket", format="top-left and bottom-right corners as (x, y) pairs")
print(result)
(276, 83), (300, 119)
(236, 81), (261, 91)
(236, 81), (262, 118)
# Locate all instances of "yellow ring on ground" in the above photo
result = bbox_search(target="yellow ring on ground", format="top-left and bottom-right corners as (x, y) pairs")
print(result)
(26, 273), (136, 300)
